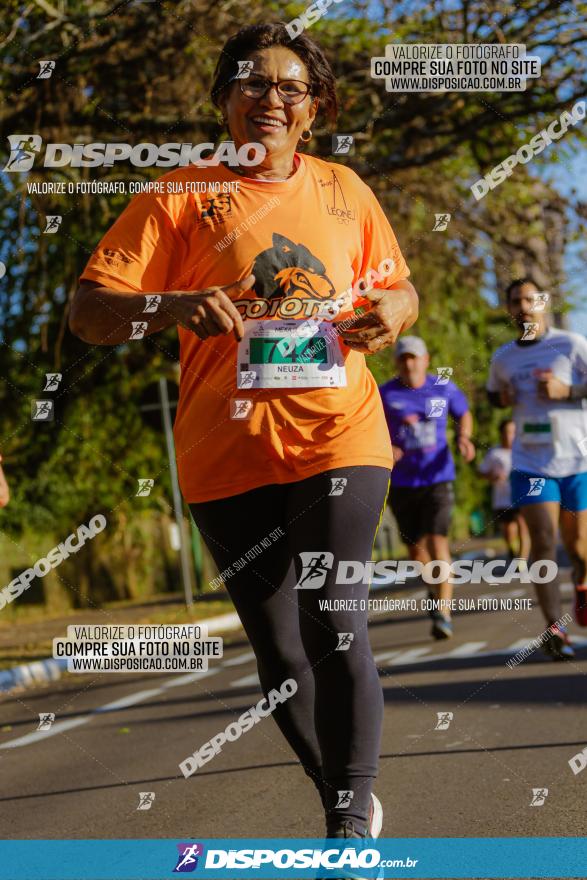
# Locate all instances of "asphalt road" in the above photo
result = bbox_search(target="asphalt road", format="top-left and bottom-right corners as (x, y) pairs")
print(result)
(1, 576), (586, 875)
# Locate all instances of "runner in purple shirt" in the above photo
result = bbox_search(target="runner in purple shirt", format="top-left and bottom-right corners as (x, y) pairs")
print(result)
(380, 336), (476, 639)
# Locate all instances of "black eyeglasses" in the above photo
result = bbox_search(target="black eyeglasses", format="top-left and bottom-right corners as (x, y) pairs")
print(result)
(237, 75), (311, 104)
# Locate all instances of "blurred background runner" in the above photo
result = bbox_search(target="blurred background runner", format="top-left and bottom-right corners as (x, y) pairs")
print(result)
(478, 418), (530, 561)
(487, 277), (587, 660)
(380, 336), (476, 640)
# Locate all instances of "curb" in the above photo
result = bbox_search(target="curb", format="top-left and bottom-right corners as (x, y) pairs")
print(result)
(0, 611), (242, 695)
(0, 658), (68, 694)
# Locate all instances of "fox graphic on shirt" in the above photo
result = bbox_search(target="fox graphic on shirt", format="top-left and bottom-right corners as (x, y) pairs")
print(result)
(252, 233), (336, 302)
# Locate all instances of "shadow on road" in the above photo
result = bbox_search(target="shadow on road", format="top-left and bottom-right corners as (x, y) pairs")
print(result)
(2, 731), (586, 803)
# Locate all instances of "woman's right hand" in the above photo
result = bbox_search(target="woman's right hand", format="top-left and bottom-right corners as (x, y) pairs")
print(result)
(169, 274), (255, 342)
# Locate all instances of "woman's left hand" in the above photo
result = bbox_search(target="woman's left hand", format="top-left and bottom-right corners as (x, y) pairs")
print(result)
(338, 281), (418, 354)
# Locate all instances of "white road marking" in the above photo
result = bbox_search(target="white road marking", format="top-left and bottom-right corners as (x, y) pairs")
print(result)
(507, 639), (536, 650)
(93, 688), (162, 713)
(160, 669), (218, 690)
(377, 636), (587, 669)
(444, 641), (487, 657)
(0, 669), (219, 750)
(388, 648), (431, 665)
(0, 718), (90, 749)
(230, 673), (261, 688)
(222, 651), (255, 667)
(373, 650), (401, 663)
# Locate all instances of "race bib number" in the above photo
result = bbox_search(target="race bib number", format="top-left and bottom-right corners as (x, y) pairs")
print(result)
(521, 419), (552, 445)
(401, 419), (437, 451)
(237, 319), (347, 389)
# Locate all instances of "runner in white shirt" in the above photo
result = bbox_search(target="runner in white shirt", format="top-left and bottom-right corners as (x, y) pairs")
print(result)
(487, 278), (587, 659)
(478, 419), (530, 560)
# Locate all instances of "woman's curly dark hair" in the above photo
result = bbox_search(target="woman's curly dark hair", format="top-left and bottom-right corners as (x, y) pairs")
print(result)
(210, 23), (338, 125)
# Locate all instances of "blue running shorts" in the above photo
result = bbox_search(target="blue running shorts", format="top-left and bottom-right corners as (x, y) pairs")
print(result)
(510, 470), (587, 511)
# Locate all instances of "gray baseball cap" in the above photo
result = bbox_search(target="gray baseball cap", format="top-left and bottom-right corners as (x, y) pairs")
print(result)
(395, 336), (428, 357)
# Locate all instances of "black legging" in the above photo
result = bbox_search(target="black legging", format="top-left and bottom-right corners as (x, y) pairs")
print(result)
(189, 465), (390, 834)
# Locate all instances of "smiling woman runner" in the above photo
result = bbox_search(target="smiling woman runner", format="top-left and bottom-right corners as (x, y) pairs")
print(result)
(69, 22), (418, 853)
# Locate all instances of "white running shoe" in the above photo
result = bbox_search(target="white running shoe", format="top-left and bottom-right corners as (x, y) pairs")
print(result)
(368, 793), (383, 839)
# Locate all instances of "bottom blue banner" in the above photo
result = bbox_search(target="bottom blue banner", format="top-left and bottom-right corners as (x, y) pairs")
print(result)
(0, 838), (585, 879)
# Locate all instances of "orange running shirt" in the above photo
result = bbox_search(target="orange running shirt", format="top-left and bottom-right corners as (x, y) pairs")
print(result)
(80, 153), (410, 502)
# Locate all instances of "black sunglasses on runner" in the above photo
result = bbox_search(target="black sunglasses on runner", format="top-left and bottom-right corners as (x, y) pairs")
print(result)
(238, 75), (311, 104)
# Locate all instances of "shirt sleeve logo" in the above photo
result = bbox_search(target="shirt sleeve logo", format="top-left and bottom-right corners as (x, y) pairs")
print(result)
(318, 170), (357, 224)
(196, 192), (232, 229)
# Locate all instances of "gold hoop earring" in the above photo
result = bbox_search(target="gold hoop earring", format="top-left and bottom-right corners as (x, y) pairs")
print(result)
(300, 129), (312, 143)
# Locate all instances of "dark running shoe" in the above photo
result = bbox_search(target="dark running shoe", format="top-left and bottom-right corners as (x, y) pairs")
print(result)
(431, 614), (453, 640)
(542, 624), (575, 660)
(428, 590), (453, 639)
(574, 584), (587, 627)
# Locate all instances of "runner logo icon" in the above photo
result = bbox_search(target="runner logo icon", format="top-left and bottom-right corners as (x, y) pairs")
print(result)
(44, 215), (62, 233)
(136, 479), (155, 497)
(335, 790), (354, 809)
(530, 788), (548, 806)
(433, 213), (451, 231)
(329, 477), (347, 495)
(136, 792), (155, 810)
(332, 134), (354, 155)
(521, 321), (539, 340)
(173, 843), (204, 872)
(32, 400), (54, 421)
(37, 713), (55, 730)
(527, 478), (546, 497)
(44, 373), (62, 391)
(434, 367), (453, 385)
(235, 60), (254, 78)
(239, 370), (256, 388)
(427, 398), (447, 418)
(38, 60), (56, 79)
(130, 321), (148, 340)
(230, 399), (253, 420)
(143, 295), (161, 313)
(294, 552), (334, 589)
(529, 292), (550, 312)
(3, 134), (42, 171)
(336, 632), (354, 651)
(434, 712), (453, 731)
